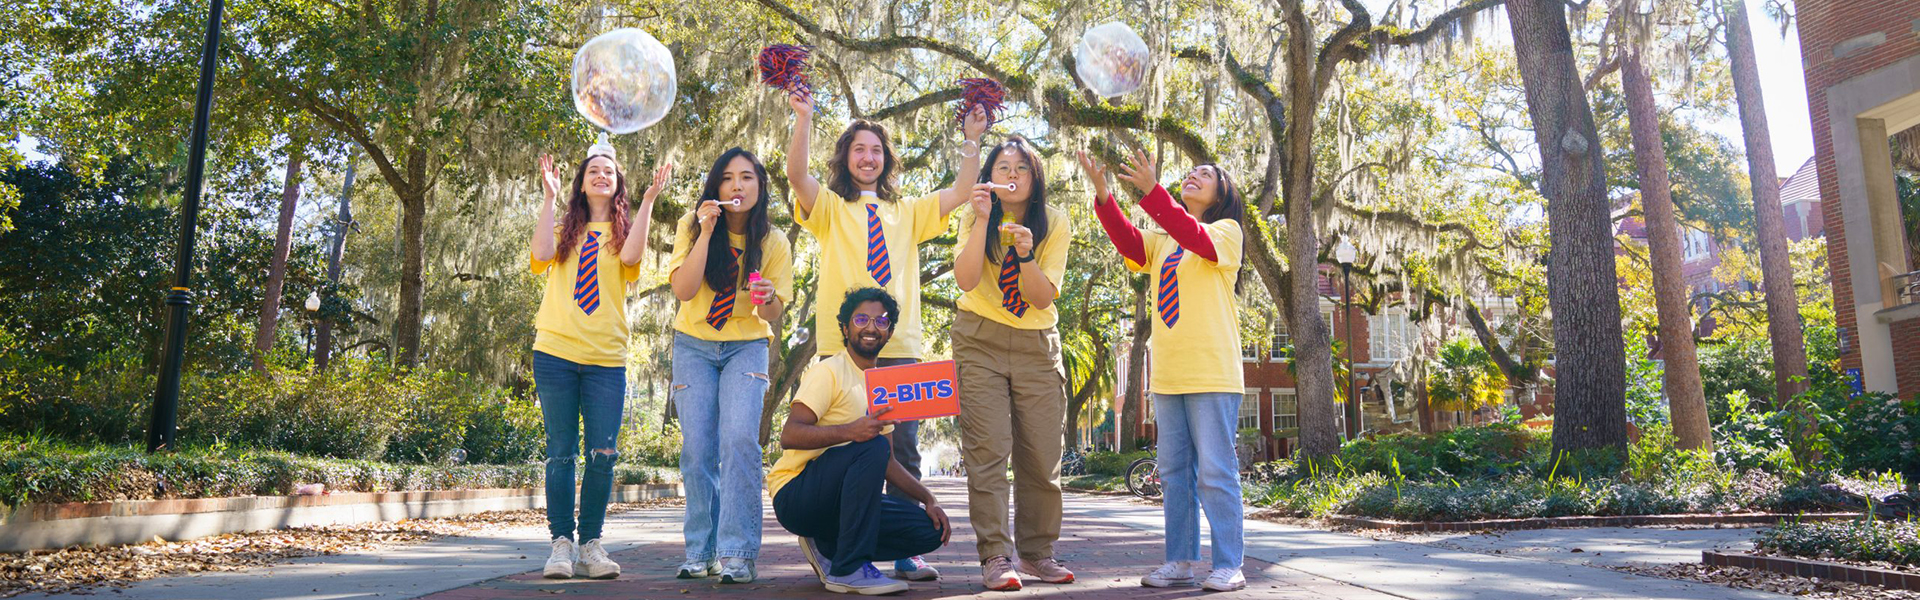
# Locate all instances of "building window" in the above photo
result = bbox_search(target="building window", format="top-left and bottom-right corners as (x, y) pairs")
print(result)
(1269, 318), (1291, 361)
(1240, 390), (1262, 431)
(1273, 389), (1298, 433)
(1369, 311), (1413, 363)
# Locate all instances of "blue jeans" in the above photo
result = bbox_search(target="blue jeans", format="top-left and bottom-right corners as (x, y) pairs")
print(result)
(1153, 392), (1244, 570)
(671, 332), (770, 561)
(534, 351), (628, 542)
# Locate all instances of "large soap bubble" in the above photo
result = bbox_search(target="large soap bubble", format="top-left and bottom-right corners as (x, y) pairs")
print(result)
(1074, 22), (1151, 99)
(572, 28), (678, 135)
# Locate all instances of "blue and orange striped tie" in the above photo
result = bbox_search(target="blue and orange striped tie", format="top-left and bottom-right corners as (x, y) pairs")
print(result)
(1156, 246), (1183, 328)
(999, 247), (1029, 317)
(706, 247), (743, 329)
(866, 204), (892, 285)
(574, 231), (602, 315)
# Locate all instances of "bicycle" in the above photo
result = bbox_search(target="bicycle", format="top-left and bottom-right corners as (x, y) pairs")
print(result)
(1060, 446), (1091, 476)
(1126, 453), (1161, 500)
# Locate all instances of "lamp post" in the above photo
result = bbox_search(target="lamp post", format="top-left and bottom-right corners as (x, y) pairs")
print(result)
(305, 291), (322, 362)
(315, 158), (355, 370)
(1334, 238), (1358, 442)
(145, 0), (227, 454)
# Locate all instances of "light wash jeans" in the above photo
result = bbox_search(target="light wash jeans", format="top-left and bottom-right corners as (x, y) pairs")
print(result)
(534, 351), (627, 542)
(1152, 392), (1244, 570)
(671, 332), (771, 560)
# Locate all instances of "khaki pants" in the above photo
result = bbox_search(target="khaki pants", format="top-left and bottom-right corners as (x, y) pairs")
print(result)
(951, 310), (1067, 562)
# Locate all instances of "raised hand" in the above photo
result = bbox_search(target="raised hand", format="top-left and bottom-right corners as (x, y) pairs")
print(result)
(961, 105), (989, 140)
(642, 163), (674, 205)
(539, 154), (565, 203)
(1115, 148), (1159, 195)
(844, 405), (898, 442)
(788, 92), (814, 120)
(1076, 150), (1111, 202)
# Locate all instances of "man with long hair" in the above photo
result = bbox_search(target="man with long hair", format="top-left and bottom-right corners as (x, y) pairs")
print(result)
(783, 93), (987, 581)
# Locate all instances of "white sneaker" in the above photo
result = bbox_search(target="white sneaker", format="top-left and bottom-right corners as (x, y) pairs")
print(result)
(1141, 561), (1195, 587)
(574, 538), (620, 579)
(676, 557), (719, 579)
(543, 537), (576, 579)
(718, 557), (757, 584)
(1201, 567), (1246, 591)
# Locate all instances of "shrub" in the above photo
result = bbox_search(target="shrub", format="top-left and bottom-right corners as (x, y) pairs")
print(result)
(0, 435), (679, 507)
(1757, 518), (1920, 567)
(1084, 451), (1152, 477)
(1333, 423), (1548, 481)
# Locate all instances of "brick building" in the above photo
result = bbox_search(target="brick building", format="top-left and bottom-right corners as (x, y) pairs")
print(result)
(1796, 0), (1920, 396)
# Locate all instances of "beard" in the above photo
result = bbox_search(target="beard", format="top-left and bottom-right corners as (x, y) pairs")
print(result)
(846, 331), (888, 358)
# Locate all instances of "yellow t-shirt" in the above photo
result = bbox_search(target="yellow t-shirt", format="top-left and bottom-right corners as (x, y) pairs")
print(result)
(955, 204), (1072, 330)
(765, 352), (893, 497)
(797, 189), (951, 359)
(666, 212), (796, 341)
(1125, 220), (1245, 395)
(531, 222), (642, 367)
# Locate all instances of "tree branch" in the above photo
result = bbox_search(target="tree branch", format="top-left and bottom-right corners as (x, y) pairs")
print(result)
(750, 0), (1019, 85)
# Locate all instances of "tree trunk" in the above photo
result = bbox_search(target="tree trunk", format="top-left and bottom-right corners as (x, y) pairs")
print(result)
(1507, 0), (1629, 456)
(1121, 283), (1150, 451)
(316, 159), (356, 370)
(1725, 0), (1810, 403)
(252, 153), (303, 372)
(1622, 49), (1713, 451)
(394, 188), (427, 368)
(1283, 10), (1342, 459)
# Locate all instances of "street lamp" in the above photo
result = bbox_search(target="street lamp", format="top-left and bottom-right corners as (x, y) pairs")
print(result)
(305, 291), (321, 361)
(1333, 238), (1358, 442)
(146, 0), (227, 454)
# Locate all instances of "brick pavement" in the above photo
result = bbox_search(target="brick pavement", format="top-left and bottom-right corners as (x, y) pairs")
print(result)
(418, 478), (1378, 600)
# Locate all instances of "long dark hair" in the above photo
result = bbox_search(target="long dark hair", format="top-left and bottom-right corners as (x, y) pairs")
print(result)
(1187, 164), (1246, 289)
(826, 120), (900, 202)
(978, 137), (1050, 265)
(556, 155), (632, 262)
(693, 148), (773, 293)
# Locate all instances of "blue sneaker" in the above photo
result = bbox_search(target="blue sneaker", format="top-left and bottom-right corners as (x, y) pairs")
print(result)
(894, 556), (938, 581)
(825, 562), (909, 595)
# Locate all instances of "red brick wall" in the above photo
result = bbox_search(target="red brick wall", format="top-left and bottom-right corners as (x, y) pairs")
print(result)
(1796, 0), (1920, 374)
(1893, 316), (1920, 396)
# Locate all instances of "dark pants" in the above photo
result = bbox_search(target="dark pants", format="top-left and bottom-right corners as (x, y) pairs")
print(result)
(876, 357), (922, 500)
(773, 437), (942, 577)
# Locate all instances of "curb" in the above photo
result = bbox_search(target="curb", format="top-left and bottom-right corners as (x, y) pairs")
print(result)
(1330, 512), (1864, 532)
(1702, 550), (1920, 590)
(0, 483), (682, 552)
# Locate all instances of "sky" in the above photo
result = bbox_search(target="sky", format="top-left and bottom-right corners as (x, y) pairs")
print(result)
(16, 0), (1818, 178)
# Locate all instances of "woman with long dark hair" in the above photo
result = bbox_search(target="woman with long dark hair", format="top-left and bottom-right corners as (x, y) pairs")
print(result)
(666, 148), (792, 584)
(1079, 148), (1249, 592)
(949, 137), (1075, 590)
(530, 143), (665, 580)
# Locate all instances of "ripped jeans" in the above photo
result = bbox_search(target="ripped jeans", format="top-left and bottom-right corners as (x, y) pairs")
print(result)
(534, 351), (628, 542)
(670, 332), (770, 561)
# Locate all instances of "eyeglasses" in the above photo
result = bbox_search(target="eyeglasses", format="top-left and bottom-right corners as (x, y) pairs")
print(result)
(850, 314), (892, 329)
(993, 164), (1031, 177)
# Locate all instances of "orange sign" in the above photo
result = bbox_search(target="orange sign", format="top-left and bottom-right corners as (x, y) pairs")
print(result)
(865, 360), (961, 421)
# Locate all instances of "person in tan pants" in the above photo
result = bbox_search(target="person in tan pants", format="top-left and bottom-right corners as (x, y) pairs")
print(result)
(950, 137), (1075, 591)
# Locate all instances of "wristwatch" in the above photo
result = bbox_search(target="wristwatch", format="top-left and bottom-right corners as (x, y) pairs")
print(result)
(1009, 250), (1036, 264)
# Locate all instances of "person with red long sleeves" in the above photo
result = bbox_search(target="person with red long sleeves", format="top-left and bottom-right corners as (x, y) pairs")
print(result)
(1077, 149), (1248, 592)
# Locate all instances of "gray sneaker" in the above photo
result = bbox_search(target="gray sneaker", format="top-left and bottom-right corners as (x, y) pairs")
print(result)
(797, 537), (832, 583)
(718, 557), (757, 584)
(676, 557), (719, 579)
(824, 562), (909, 595)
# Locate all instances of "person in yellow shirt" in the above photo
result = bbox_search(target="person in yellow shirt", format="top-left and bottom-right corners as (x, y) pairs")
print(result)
(665, 148), (794, 584)
(1080, 148), (1249, 592)
(766, 288), (950, 595)
(949, 137), (1075, 590)
(782, 93), (987, 581)
(528, 142), (666, 580)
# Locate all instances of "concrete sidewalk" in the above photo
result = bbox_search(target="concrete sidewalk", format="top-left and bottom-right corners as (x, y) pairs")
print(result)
(16, 478), (1789, 599)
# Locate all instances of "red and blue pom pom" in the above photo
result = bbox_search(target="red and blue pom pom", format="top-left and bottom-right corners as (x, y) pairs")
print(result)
(758, 44), (814, 100)
(956, 77), (1006, 124)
